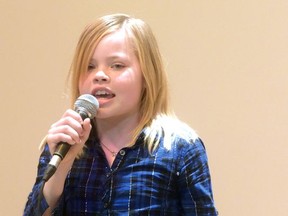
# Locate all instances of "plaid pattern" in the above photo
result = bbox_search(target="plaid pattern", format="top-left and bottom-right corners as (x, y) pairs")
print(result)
(24, 134), (218, 216)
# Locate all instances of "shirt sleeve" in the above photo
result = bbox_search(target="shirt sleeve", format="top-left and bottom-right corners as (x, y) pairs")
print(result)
(23, 144), (58, 216)
(177, 138), (218, 215)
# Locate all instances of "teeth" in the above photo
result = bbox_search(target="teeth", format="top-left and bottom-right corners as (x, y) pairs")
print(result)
(95, 90), (109, 96)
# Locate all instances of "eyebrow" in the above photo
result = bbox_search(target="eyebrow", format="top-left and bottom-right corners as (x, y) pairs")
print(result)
(90, 53), (129, 63)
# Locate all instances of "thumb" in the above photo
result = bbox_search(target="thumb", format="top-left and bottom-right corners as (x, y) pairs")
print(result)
(80, 118), (92, 143)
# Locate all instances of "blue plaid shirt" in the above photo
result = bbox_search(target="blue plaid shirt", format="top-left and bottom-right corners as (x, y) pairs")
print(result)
(24, 133), (218, 215)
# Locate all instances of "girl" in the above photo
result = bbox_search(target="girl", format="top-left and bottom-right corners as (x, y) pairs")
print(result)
(24, 13), (218, 215)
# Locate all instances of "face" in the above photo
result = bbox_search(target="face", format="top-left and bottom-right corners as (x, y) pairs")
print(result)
(78, 30), (144, 121)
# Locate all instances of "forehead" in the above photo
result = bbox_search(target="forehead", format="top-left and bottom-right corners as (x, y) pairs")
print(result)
(92, 29), (136, 57)
(101, 29), (131, 46)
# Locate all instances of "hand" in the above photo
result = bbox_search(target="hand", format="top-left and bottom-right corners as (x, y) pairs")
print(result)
(46, 109), (92, 163)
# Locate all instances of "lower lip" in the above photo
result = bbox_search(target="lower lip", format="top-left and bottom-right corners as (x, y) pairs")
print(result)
(96, 97), (114, 106)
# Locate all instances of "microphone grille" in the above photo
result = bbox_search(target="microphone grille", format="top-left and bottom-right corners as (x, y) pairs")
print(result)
(74, 94), (99, 119)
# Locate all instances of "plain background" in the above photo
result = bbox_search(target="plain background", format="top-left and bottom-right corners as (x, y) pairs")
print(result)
(1, 1), (287, 215)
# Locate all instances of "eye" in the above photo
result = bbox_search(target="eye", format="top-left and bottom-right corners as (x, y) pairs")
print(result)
(87, 63), (95, 71)
(111, 63), (125, 70)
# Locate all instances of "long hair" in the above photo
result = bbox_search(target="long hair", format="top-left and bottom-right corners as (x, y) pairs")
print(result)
(68, 14), (197, 153)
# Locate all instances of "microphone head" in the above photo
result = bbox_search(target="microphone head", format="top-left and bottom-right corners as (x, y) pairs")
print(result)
(74, 94), (99, 119)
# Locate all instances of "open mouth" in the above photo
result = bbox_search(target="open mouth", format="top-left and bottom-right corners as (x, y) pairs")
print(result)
(94, 90), (115, 99)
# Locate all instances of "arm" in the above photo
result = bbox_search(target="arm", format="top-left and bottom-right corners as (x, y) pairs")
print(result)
(178, 138), (218, 215)
(23, 144), (51, 216)
(23, 109), (92, 215)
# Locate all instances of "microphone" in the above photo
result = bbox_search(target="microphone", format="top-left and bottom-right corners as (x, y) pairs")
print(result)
(42, 94), (99, 182)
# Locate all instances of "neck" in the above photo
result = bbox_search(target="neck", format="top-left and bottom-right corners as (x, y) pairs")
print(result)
(95, 113), (140, 149)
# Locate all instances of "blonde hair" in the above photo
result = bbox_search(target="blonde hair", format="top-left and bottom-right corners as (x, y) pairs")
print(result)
(66, 14), (197, 153)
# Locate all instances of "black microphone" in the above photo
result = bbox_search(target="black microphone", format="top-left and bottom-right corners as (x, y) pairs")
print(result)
(42, 94), (99, 182)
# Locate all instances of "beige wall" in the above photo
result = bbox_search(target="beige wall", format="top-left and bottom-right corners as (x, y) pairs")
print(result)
(1, 1), (287, 215)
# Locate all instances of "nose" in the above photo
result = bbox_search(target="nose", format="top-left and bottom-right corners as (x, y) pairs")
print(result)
(93, 70), (110, 83)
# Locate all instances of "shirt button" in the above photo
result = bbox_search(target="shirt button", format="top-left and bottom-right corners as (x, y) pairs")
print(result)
(119, 150), (126, 156)
(104, 202), (109, 208)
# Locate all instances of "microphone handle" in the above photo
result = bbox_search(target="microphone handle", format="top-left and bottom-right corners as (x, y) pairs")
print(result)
(42, 110), (89, 182)
(53, 142), (71, 160)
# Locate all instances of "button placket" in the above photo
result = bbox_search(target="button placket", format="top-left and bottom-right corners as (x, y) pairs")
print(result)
(102, 166), (113, 209)
(102, 149), (127, 211)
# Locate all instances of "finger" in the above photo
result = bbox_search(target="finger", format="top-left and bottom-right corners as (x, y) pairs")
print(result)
(48, 125), (82, 144)
(62, 109), (83, 123)
(50, 116), (84, 137)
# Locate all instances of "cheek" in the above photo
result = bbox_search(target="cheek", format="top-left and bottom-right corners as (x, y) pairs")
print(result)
(129, 79), (144, 104)
(117, 72), (143, 94)
(78, 76), (90, 94)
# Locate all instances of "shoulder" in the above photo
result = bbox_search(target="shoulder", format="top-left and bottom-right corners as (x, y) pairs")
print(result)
(143, 114), (204, 154)
(171, 136), (206, 159)
(157, 115), (198, 137)
(156, 115), (201, 150)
